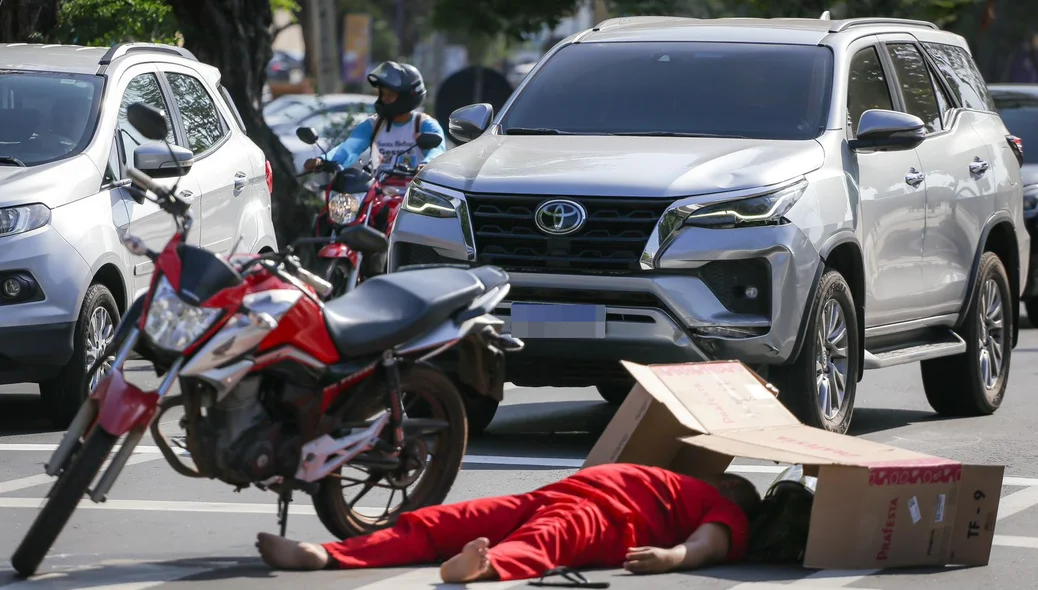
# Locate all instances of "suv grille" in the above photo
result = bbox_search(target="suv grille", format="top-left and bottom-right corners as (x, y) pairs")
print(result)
(464, 194), (672, 274)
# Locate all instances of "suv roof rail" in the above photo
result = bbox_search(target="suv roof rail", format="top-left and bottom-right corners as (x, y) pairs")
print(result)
(97, 42), (197, 70)
(829, 17), (939, 32)
(592, 15), (691, 31)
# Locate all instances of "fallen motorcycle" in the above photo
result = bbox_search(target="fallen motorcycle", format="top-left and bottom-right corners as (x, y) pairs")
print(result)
(10, 102), (524, 577)
(296, 125), (441, 298)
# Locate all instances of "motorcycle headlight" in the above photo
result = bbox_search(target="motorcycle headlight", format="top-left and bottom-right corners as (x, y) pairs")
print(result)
(403, 183), (457, 218)
(684, 180), (808, 228)
(0, 203), (51, 238)
(328, 192), (362, 225)
(144, 276), (222, 352)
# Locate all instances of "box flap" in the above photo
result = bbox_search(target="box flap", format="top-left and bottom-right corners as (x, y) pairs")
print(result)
(679, 424), (948, 468)
(623, 360), (800, 434)
(948, 464), (1004, 565)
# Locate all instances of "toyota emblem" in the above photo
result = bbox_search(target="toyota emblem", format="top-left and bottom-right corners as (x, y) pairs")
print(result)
(534, 199), (587, 236)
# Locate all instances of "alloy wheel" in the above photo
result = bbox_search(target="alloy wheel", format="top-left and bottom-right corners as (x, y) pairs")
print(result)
(978, 278), (1005, 392)
(85, 306), (115, 391)
(816, 299), (850, 420)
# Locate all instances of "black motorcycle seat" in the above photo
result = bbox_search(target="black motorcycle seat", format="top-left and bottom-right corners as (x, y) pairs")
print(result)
(323, 267), (485, 357)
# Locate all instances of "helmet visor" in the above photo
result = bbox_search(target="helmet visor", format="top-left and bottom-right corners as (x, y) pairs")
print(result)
(368, 62), (404, 91)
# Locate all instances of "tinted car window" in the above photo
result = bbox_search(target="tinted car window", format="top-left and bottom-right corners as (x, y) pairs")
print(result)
(847, 47), (894, 137)
(165, 72), (226, 155)
(0, 71), (103, 166)
(118, 73), (175, 171)
(992, 91), (1038, 164)
(500, 42), (834, 140)
(886, 43), (942, 133)
(922, 42), (996, 112)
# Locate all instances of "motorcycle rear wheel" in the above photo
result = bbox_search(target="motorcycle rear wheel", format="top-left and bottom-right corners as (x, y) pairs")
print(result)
(312, 363), (468, 539)
(10, 427), (117, 577)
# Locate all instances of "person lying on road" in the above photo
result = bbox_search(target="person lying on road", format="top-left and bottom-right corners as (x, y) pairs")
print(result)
(256, 463), (762, 583)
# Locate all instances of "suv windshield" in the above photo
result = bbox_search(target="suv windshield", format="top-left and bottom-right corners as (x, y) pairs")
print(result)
(0, 70), (103, 167)
(500, 41), (834, 141)
(992, 90), (1038, 164)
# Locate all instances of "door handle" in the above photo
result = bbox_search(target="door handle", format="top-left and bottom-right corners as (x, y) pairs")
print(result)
(905, 168), (926, 187)
(233, 171), (247, 195)
(969, 157), (990, 176)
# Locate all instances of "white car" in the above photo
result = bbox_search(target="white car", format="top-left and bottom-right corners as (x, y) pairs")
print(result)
(266, 93), (376, 136)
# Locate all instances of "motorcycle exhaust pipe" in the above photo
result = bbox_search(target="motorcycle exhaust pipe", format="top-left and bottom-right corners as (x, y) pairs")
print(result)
(45, 328), (141, 477)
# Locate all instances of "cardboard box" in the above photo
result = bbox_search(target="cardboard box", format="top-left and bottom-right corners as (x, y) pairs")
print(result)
(583, 360), (1004, 569)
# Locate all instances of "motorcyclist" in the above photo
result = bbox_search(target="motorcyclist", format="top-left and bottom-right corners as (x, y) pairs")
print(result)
(304, 61), (446, 174)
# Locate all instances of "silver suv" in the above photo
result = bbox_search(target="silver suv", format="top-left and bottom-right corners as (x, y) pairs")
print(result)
(0, 43), (279, 427)
(388, 16), (1030, 434)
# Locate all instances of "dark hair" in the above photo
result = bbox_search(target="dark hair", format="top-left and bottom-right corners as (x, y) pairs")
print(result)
(710, 473), (763, 519)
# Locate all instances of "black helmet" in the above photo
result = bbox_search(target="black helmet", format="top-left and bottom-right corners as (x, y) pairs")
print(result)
(368, 61), (426, 120)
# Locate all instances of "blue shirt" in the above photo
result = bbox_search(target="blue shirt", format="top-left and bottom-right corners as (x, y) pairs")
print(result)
(325, 113), (447, 170)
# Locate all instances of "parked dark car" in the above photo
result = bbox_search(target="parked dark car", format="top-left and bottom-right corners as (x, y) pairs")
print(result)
(990, 84), (1038, 323)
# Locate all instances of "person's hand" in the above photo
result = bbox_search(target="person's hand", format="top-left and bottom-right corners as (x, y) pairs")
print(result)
(623, 546), (680, 574)
(303, 158), (322, 172)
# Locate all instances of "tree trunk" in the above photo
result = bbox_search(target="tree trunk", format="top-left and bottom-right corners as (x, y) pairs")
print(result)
(164, 0), (312, 251)
(0, 0), (60, 42)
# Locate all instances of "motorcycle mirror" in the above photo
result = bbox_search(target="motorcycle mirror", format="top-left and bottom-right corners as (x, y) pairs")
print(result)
(127, 103), (169, 141)
(296, 126), (319, 145)
(416, 132), (442, 151)
(335, 224), (388, 254)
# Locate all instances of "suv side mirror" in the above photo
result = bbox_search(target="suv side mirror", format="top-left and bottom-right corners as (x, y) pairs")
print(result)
(133, 143), (194, 179)
(848, 109), (926, 151)
(448, 103), (494, 144)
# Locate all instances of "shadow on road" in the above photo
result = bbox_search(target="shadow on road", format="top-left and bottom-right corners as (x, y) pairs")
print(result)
(848, 407), (942, 437)
(0, 393), (59, 436)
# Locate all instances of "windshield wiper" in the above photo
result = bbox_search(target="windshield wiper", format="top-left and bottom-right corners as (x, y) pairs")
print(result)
(503, 127), (576, 135)
(0, 156), (26, 167)
(608, 131), (749, 139)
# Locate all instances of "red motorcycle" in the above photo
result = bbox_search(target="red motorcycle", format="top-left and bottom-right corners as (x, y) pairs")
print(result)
(296, 125), (441, 298)
(10, 103), (523, 577)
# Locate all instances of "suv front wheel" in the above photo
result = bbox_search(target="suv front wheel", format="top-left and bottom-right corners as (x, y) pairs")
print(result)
(921, 252), (1012, 416)
(40, 284), (120, 429)
(773, 268), (860, 434)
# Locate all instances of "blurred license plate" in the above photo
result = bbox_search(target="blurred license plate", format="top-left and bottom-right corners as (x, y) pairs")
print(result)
(509, 303), (606, 339)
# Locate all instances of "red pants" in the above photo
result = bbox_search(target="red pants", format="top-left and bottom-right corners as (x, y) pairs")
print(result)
(321, 490), (628, 580)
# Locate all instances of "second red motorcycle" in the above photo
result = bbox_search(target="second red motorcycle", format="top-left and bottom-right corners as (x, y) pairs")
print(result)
(296, 125), (441, 298)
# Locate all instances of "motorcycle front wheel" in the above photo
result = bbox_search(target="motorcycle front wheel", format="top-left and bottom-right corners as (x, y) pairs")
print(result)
(312, 363), (468, 539)
(10, 427), (118, 577)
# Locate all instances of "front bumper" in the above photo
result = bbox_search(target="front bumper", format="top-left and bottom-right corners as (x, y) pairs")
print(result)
(0, 225), (91, 384)
(390, 204), (822, 387)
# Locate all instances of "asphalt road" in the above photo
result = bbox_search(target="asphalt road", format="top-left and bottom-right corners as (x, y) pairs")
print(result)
(4, 324), (1038, 589)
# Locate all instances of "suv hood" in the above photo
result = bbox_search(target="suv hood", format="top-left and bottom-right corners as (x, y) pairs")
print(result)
(0, 155), (103, 209)
(420, 135), (825, 198)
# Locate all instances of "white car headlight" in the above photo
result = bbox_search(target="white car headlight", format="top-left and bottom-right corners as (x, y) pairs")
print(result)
(403, 183), (457, 218)
(684, 180), (808, 228)
(144, 276), (222, 352)
(328, 192), (362, 224)
(0, 203), (51, 237)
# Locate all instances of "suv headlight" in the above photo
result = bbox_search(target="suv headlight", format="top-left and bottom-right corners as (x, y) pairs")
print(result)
(684, 180), (808, 228)
(144, 276), (222, 352)
(328, 192), (362, 224)
(0, 204), (51, 237)
(403, 183), (457, 218)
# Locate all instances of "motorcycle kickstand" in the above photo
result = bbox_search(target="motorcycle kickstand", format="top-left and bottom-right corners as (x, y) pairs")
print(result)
(277, 487), (293, 537)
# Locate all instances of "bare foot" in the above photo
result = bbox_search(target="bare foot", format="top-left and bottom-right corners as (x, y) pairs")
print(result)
(440, 537), (497, 583)
(256, 532), (330, 570)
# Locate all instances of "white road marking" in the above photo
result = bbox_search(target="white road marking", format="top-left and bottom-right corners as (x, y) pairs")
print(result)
(730, 584), (880, 590)
(346, 567), (529, 590)
(0, 562), (212, 590)
(0, 453), (162, 494)
(993, 534), (1038, 549)
(991, 485), (1038, 520)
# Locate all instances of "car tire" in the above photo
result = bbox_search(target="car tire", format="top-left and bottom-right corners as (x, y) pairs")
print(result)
(921, 252), (1012, 416)
(1025, 297), (1038, 329)
(461, 389), (499, 436)
(596, 382), (633, 406)
(772, 268), (860, 434)
(39, 284), (120, 429)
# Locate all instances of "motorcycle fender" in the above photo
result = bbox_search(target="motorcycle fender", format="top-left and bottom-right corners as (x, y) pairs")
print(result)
(318, 243), (353, 259)
(90, 369), (160, 436)
(456, 335), (506, 401)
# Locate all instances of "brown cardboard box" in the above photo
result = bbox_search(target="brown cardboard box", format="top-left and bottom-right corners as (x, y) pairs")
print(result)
(583, 360), (1004, 569)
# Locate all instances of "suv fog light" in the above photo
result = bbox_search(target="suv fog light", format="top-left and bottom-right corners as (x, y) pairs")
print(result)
(743, 286), (759, 299)
(1, 277), (21, 299)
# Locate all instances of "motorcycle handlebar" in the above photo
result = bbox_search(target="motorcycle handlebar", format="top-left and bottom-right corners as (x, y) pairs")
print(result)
(127, 167), (168, 199)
